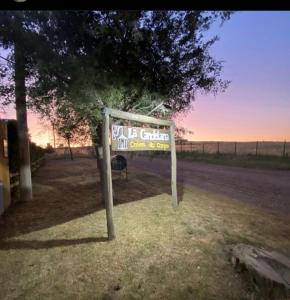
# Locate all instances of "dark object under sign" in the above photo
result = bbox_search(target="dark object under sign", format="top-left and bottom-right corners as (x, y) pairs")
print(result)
(111, 155), (127, 180)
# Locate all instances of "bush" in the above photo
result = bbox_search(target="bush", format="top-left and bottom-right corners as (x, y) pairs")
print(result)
(30, 142), (45, 162)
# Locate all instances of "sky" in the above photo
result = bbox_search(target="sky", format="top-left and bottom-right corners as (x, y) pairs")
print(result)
(177, 11), (290, 142)
(1, 11), (290, 146)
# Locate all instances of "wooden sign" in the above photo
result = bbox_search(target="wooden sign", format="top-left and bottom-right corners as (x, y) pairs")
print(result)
(111, 125), (171, 151)
(102, 108), (177, 240)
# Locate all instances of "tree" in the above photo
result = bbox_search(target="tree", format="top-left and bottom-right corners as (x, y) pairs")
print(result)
(0, 12), (37, 201)
(52, 101), (89, 160)
(0, 11), (66, 201)
(45, 143), (54, 153)
(30, 11), (231, 109)
(27, 10), (232, 163)
(175, 126), (194, 140)
(1, 11), (232, 203)
(32, 95), (90, 160)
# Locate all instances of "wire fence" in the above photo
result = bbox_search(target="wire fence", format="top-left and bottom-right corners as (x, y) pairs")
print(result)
(41, 141), (290, 162)
(175, 141), (290, 157)
(47, 146), (96, 159)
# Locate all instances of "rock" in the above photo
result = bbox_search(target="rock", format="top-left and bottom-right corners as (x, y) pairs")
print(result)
(230, 243), (290, 299)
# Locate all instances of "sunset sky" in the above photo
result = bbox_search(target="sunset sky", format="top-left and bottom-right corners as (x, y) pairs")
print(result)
(177, 11), (290, 142)
(1, 11), (290, 146)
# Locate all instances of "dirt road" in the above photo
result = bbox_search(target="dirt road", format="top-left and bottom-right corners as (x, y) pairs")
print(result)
(127, 156), (290, 216)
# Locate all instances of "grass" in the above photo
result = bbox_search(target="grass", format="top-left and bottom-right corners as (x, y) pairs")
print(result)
(0, 158), (290, 299)
(144, 151), (290, 170)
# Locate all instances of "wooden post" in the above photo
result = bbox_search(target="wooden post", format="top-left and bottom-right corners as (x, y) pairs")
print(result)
(217, 142), (220, 154)
(202, 143), (205, 154)
(102, 109), (115, 240)
(234, 142), (237, 155)
(109, 108), (172, 126)
(170, 124), (178, 208)
(255, 141), (258, 156)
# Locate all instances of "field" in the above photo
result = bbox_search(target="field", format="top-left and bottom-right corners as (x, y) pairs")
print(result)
(50, 143), (290, 171)
(176, 152), (290, 170)
(1, 158), (290, 299)
(49, 141), (290, 161)
(139, 150), (290, 170)
(176, 141), (290, 157)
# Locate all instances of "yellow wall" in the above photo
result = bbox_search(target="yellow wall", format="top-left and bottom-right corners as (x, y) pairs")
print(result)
(0, 121), (11, 209)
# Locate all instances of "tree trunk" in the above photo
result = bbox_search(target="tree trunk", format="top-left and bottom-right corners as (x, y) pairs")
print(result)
(52, 122), (56, 148)
(231, 244), (290, 299)
(14, 36), (32, 202)
(67, 138), (73, 160)
(91, 122), (105, 206)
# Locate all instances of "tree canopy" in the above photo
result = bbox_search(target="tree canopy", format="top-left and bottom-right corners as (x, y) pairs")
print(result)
(28, 11), (231, 113)
(0, 10), (232, 141)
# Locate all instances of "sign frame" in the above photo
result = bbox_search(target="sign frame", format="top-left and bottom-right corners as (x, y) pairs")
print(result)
(102, 107), (178, 240)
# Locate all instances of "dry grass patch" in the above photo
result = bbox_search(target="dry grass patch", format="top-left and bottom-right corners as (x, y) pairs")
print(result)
(0, 158), (289, 300)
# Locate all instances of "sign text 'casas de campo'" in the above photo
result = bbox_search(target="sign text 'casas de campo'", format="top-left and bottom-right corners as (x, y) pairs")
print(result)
(111, 124), (171, 151)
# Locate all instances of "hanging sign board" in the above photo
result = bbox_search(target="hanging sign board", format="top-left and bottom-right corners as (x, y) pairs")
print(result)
(111, 124), (171, 151)
(102, 108), (177, 240)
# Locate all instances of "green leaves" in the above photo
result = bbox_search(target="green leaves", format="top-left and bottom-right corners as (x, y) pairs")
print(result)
(0, 10), (232, 144)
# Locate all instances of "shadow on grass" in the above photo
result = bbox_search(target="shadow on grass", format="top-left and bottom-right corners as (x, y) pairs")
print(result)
(0, 237), (108, 250)
(124, 154), (184, 203)
(0, 158), (183, 248)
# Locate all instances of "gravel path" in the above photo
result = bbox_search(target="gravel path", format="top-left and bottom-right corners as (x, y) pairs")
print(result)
(127, 156), (290, 217)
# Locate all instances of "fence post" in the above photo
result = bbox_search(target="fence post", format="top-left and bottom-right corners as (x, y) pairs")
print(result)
(191, 142), (193, 152)
(217, 142), (220, 154)
(283, 140), (286, 157)
(234, 142), (237, 155)
(255, 141), (258, 156)
(181, 141), (183, 152)
(202, 143), (205, 154)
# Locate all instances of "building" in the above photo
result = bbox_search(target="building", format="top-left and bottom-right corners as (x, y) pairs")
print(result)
(0, 119), (12, 214)
(117, 133), (128, 150)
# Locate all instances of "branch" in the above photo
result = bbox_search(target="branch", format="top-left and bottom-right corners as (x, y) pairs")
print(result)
(0, 54), (14, 65)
